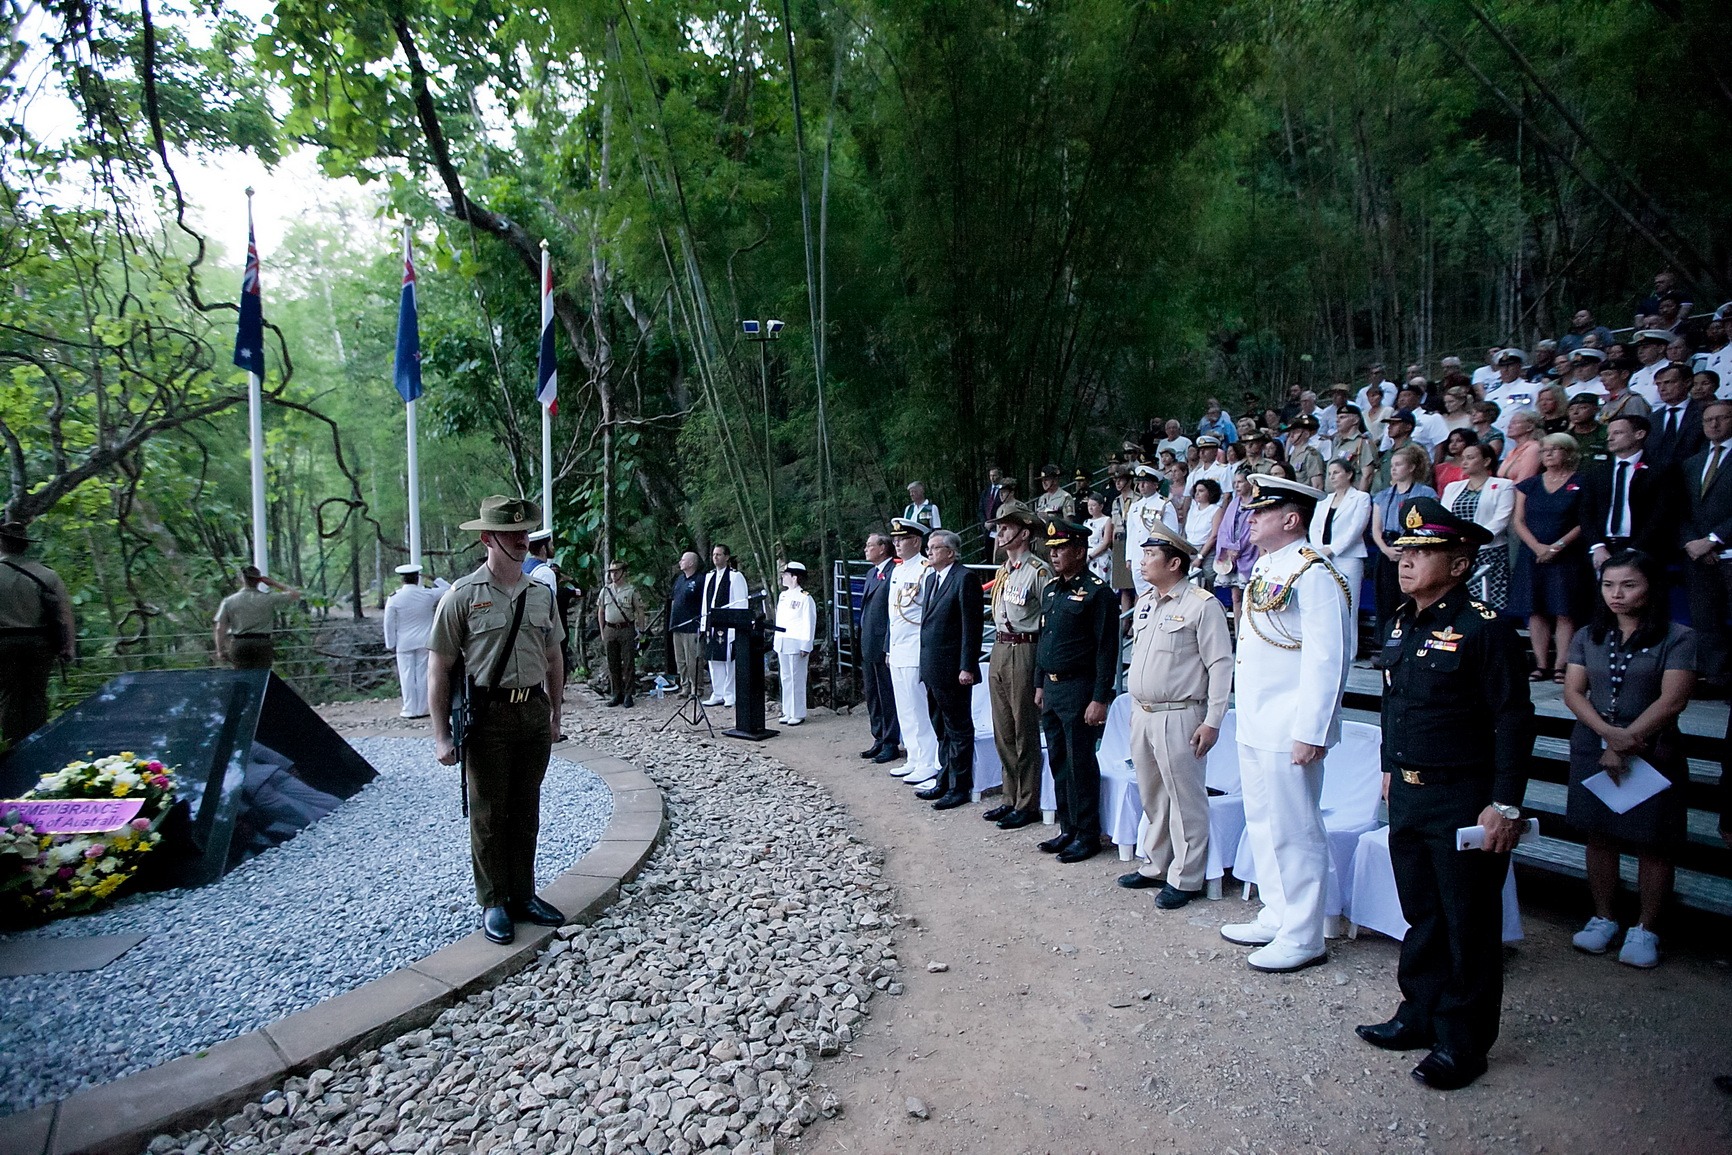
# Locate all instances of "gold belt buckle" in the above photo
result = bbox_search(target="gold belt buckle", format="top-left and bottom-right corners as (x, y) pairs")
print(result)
(508, 687), (531, 704)
(1401, 769), (1423, 786)
(1047, 673), (1059, 682)
(1138, 700), (1154, 712)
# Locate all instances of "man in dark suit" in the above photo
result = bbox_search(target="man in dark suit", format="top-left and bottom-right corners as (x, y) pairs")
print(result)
(858, 532), (901, 763)
(917, 529), (985, 810)
(1583, 414), (1673, 569)
(1681, 399), (1732, 689)
(1647, 362), (1707, 476)
(978, 467), (1005, 534)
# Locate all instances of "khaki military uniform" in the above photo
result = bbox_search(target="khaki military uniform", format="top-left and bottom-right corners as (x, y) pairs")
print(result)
(599, 579), (647, 703)
(429, 568), (559, 908)
(214, 587), (292, 670)
(1126, 583), (1234, 891)
(989, 552), (1052, 813)
(0, 555), (69, 746)
(1109, 489), (1136, 590)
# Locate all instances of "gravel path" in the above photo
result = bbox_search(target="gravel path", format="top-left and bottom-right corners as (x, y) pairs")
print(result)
(0, 737), (610, 1114)
(144, 715), (896, 1155)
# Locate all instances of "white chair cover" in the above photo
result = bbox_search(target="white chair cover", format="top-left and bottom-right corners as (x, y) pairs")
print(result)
(1098, 694), (1134, 772)
(1348, 825), (1524, 943)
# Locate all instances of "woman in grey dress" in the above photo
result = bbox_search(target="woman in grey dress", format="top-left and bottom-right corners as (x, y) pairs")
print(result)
(1561, 550), (1696, 968)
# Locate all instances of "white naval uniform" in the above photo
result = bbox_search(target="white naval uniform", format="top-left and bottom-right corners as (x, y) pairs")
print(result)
(1630, 360), (1663, 407)
(699, 567), (750, 706)
(1126, 494), (1183, 597)
(773, 587), (817, 722)
(1234, 538), (1353, 958)
(886, 554), (939, 779)
(382, 580), (447, 717)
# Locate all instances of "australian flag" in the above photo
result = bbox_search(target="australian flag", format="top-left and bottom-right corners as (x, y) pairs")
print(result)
(536, 251), (557, 414)
(232, 218), (264, 375)
(394, 228), (423, 403)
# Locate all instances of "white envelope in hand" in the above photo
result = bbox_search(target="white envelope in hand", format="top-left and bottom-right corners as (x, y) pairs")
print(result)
(1581, 758), (1671, 816)
(1456, 817), (1540, 851)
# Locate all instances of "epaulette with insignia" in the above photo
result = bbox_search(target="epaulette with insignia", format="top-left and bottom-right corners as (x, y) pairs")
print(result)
(1470, 599), (1496, 620)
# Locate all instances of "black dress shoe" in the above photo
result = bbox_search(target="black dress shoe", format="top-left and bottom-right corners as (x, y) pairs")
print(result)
(482, 905), (515, 944)
(1117, 871), (1163, 889)
(509, 896), (566, 927)
(1355, 1018), (1433, 1052)
(981, 804), (1014, 822)
(605, 698), (622, 708)
(623, 696), (633, 708)
(872, 746), (904, 764)
(932, 790), (971, 810)
(1038, 833), (1072, 853)
(860, 742), (884, 759)
(1057, 838), (1101, 863)
(915, 784), (947, 801)
(997, 809), (1038, 830)
(1155, 884), (1204, 910)
(1411, 1048), (1488, 1091)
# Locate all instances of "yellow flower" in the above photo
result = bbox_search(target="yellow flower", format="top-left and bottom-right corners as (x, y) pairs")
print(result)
(113, 783), (131, 797)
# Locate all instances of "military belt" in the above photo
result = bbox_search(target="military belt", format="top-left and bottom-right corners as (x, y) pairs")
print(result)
(1394, 764), (1483, 787)
(1044, 670), (1090, 683)
(230, 632), (272, 640)
(1134, 698), (1204, 713)
(475, 685), (545, 705)
(999, 630), (1040, 645)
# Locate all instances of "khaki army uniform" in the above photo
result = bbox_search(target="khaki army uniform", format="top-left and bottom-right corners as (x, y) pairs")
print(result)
(429, 568), (559, 908)
(0, 555), (69, 746)
(599, 579), (647, 704)
(214, 587), (292, 670)
(1126, 582), (1234, 891)
(989, 551), (1052, 813)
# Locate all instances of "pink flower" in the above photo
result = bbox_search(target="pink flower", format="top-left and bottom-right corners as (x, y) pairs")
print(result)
(85, 844), (106, 859)
(130, 818), (151, 831)
(147, 761), (164, 771)
(57, 867), (74, 880)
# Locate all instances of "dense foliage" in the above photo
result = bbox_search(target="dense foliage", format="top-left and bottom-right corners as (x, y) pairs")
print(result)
(2, 0), (1727, 676)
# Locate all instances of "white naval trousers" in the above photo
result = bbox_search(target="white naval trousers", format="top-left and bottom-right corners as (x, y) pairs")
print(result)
(395, 648), (430, 717)
(776, 650), (810, 721)
(889, 664), (940, 776)
(708, 660), (737, 706)
(1239, 744), (1329, 956)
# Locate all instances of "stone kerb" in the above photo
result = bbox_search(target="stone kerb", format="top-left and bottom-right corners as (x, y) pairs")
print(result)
(0, 740), (664, 1155)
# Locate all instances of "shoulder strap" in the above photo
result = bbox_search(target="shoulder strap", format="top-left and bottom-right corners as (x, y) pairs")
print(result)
(485, 588), (531, 689)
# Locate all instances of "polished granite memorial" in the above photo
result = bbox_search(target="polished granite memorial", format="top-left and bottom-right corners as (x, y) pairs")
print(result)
(0, 670), (376, 887)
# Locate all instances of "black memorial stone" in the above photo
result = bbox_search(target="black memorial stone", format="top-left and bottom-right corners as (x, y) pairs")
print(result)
(0, 670), (376, 888)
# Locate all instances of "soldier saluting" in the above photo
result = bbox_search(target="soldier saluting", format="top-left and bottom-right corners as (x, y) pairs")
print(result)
(428, 497), (567, 946)
(1357, 497), (1533, 1091)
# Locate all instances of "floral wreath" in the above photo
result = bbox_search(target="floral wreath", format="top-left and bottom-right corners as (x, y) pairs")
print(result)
(1, 753), (178, 919)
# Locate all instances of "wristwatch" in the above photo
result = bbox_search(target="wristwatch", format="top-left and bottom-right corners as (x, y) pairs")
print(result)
(1491, 802), (1522, 821)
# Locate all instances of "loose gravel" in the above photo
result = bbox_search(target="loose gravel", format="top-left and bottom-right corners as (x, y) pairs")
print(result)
(144, 715), (898, 1155)
(0, 737), (611, 1114)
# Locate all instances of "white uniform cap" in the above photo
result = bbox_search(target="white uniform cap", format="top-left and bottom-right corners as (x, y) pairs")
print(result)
(394, 563), (422, 575)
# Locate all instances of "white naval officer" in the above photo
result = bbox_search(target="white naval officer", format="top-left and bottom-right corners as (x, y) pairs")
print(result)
(382, 564), (448, 718)
(1125, 464), (1182, 598)
(1222, 474), (1354, 972)
(885, 517), (940, 788)
(773, 561), (818, 724)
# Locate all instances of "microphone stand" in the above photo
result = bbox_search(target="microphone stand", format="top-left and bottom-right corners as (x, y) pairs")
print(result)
(658, 613), (714, 736)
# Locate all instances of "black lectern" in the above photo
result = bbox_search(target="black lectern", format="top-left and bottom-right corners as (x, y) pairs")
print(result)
(709, 606), (778, 741)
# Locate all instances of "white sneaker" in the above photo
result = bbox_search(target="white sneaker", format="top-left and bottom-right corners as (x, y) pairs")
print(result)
(1572, 916), (1619, 955)
(1220, 921), (1276, 947)
(1618, 925), (1660, 968)
(908, 776), (939, 791)
(1246, 941), (1327, 973)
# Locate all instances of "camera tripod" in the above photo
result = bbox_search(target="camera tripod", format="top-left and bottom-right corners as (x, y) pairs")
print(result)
(656, 677), (715, 737)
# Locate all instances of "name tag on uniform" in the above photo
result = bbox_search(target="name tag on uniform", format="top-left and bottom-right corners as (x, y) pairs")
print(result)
(471, 600), (494, 610)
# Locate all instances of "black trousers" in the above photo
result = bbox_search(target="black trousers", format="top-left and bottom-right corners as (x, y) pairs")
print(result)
(1041, 677), (1103, 839)
(863, 655), (900, 749)
(1388, 771), (1508, 1057)
(925, 678), (973, 793)
(0, 637), (51, 748)
(1684, 558), (1732, 685)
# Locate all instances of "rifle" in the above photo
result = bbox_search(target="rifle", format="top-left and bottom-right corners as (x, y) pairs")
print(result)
(449, 655), (473, 817)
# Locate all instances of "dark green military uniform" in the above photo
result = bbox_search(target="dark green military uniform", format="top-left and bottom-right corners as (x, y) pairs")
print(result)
(1376, 498), (1533, 1072)
(1033, 520), (1120, 853)
(429, 565), (559, 908)
(0, 526), (71, 747)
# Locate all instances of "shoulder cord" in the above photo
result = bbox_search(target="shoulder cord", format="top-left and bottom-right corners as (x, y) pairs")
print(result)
(1245, 553), (1351, 651)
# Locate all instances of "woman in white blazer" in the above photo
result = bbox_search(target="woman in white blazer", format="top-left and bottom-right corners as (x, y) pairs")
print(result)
(1440, 441), (1517, 609)
(1309, 459), (1372, 618)
(774, 562), (819, 724)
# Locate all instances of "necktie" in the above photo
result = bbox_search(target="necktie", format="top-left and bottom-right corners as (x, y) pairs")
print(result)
(1666, 407), (1681, 438)
(1610, 461), (1629, 537)
(1705, 445), (1725, 497)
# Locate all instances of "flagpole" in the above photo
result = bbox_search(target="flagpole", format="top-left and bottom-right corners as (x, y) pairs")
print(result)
(539, 240), (554, 531)
(245, 188), (268, 575)
(403, 224), (424, 570)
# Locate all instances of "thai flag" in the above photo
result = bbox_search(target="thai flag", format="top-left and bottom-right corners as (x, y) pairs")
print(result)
(536, 253), (557, 414)
(393, 228), (423, 403)
(232, 217), (264, 375)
